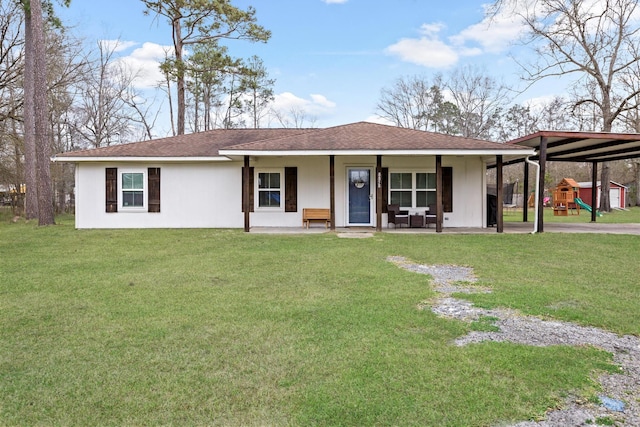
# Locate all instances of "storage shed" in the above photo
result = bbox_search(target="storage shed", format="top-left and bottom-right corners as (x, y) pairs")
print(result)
(577, 181), (628, 209)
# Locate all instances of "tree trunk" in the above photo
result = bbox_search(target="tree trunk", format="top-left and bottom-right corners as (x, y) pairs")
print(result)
(174, 19), (185, 135)
(31, 0), (55, 225)
(23, 7), (38, 220)
(599, 162), (611, 212)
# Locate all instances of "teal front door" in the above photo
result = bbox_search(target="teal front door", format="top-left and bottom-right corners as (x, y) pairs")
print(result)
(348, 168), (372, 225)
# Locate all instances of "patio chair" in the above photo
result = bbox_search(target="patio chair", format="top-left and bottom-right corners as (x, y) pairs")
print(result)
(425, 204), (437, 228)
(387, 204), (409, 228)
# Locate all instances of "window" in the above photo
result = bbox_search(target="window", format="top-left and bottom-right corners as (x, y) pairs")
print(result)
(258, 171), (281, 208)
(122, 172), (144, 208)
(105, 167), (160, 213)
(389, 171), (436, 209)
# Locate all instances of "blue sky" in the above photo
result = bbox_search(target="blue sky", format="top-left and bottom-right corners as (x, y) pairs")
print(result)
(55, 0), (557, 135)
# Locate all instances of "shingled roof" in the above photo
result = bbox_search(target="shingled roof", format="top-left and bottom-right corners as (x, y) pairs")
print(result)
(53, 122), (533, 161)
(53, 128), (313, 159)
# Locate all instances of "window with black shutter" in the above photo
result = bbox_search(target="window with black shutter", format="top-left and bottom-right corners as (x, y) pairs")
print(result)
(284, 167), (297, 212)
(106, 168), (118, 212)
(148, 167), (160, 212)
(443, 167), (453, 212)
(242, 166), (254, 212)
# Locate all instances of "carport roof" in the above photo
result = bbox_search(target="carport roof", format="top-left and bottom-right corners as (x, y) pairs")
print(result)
(508, 130), (640, 163)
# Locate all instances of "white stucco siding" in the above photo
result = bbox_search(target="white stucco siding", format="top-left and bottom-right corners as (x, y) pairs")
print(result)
(446, 157), (486, 228)
(381, 156), (486, 228)
(250, 156), (330, 227)
(73, 154), (489, 229)
(75, 162), (244, 229)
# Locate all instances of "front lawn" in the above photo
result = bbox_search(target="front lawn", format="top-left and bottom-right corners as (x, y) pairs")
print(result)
(1, 215), (635, 426)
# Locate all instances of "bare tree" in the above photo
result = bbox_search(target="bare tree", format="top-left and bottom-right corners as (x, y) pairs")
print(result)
(492, 0), (640, 211)
(141, 0), (270, 135)
(445, 65), (511, 140)
(270, 106), (317, 129)
(0, 2), (24, 123)
(70, 40), (149, 148)
(376, 75), (448, 131)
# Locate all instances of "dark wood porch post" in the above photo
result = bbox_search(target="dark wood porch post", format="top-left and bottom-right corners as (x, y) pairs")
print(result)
(243, 155), (250, 232)
(591, 161), (598, 223)
(330, 155), (336, 230)
(376, 155), (382, 232)
(436, 155), (443, 233)
(496, 155), (504, 233)
(537, 136), (547, 233)
(523, 161), (529, 222)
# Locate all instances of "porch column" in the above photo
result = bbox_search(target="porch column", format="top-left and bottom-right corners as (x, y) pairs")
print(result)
(436, 155), (443, 233)
(591, 161), (598, 223)
(376, 155), (382, 232)
(243, 155), (250, 232)
(537, 137), (547, 233)
(523, 161), (529, 222)
(330, 155), (336, 230)
(496, 155), (504, 233)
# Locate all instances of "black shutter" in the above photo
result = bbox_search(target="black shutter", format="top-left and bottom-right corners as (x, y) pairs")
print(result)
(242, 166), (254, 212)
(381, 167), (389, 213)
(284, 167), (297, 212)
(148, 168), (160, 212)
(106, 168), (118, 213)
(443, 167), (453, 212)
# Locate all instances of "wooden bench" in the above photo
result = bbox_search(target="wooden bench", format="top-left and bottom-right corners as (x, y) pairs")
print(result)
(302, 208), (331, 229)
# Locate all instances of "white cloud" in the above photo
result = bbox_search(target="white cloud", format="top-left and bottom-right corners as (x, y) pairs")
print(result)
(385, 36), (459, 69)
(450, 7), (525, 54)
(115, 42), (174, 89)
(385, 6), (527, 69)
(99, 39), (138, 53)
(309, 94), (336, 109)
(272, 91), (337, 117)
(384, 22), (459, 68)
(322, 0), (348, 4)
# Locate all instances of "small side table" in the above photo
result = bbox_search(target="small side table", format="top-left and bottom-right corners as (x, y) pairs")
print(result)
(410, 214), (424, 228)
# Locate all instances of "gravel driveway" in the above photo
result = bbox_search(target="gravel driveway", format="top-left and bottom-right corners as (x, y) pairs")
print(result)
(388, 256), (640, 427)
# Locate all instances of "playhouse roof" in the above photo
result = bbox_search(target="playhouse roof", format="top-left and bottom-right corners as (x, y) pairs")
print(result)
(558, 178), (580, 188)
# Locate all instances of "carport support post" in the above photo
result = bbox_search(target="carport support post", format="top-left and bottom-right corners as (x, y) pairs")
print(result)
(376, 155), (382, 232)
(436, 155), (443, 233)
(330, 155), (336, 230)
(523, 161), (529, 222)
(537, 137), (547, 233)
(591, 161), (598, 223)
(496, 155), (504, 233)
(243, 155), (250, 232)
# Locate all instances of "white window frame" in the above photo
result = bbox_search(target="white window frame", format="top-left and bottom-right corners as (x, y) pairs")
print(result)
(255, 168), (284, 211)
(389, 170), (436, 210)
(119, 168), (146, 212)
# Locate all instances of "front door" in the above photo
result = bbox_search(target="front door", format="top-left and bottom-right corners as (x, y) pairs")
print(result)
(347, 168), (372, 225)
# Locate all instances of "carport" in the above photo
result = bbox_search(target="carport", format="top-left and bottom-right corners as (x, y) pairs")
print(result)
(506, 131), (640, 232)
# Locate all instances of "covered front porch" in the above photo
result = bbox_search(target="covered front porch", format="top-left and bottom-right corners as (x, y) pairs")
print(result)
(228, 151), (532, 233)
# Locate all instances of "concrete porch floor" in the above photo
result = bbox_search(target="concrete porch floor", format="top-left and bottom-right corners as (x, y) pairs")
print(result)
(249, 222), (640, 235)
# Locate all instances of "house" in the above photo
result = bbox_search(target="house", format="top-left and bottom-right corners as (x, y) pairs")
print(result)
(52, 122), (534, 230)
(577, 181), (628, 209)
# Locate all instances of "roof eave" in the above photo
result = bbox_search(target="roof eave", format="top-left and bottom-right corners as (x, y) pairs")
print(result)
(218, 149), (536, 157)
(51, 156), (232, 163)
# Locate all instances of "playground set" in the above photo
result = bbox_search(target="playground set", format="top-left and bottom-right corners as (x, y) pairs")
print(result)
(527, 178), (599, 216)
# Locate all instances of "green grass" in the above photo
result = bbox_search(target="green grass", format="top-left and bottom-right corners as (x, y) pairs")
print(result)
(1, 211), (636, 426)
(504, 205), (640, 223)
